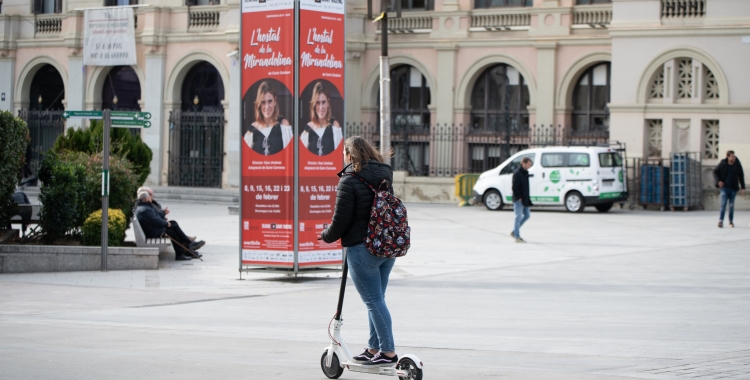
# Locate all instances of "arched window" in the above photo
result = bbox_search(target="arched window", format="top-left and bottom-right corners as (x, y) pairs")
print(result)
(102, 66), (141, 111)
(572, 62), (610, 133)
(470, 63), (529, 132)
(29, 64), (65, 110)
(388, 65), (431, 127)
(181, 61), (225, 112)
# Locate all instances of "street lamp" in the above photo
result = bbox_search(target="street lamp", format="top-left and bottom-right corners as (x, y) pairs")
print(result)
(112, 95), (118, 110)
(193, 95), (200, 111)
(37, 94), (43, 110)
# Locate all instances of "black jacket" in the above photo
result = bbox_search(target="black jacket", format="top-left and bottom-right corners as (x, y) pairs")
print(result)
(512, 167), (533, 207)
(713, 158), (745, 191)
(151, 199), (166, 219)
(135, 201), (168, 238)
(321, 161), (393, 247)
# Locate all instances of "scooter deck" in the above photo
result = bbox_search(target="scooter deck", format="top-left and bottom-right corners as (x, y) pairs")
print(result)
(341, 361), (406, 377)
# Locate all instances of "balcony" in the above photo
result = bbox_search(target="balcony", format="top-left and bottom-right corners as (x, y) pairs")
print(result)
(188, 9), (221, 30)
(661, 0), (705, 18)
(376, 15), (433, 34)
(469, 9), (530, 32)
(35, 16), (63, 35)
(572, 5), (612, 29)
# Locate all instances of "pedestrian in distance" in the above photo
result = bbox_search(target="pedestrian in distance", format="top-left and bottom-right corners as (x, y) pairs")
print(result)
(512, 157), (534, 243)
(320, 136), (400, 368)
(137, 186), (203, 247)
(713, 150), (745, 228)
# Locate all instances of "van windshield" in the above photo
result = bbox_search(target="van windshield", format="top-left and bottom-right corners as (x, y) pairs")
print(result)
(599, 152), (623, 168)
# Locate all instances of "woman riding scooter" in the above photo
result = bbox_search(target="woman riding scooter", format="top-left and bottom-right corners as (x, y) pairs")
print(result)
(320, 136), (399, 368)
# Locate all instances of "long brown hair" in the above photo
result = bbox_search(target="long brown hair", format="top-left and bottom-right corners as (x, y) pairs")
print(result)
(344, 136), (384, 172)
(309, 82), (332, 126)
(254, 81), (279, 125)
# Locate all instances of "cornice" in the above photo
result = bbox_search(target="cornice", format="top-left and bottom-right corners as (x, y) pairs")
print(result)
(608, 103), (750, 114)
(609, 25), (750, 38)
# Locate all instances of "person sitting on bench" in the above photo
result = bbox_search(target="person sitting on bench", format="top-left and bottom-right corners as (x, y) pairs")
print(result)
(137, 186), (201, 244)
(135, 191), (203, 261)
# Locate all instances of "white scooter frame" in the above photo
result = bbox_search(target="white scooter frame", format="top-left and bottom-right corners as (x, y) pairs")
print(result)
(320, 259), (423, 380)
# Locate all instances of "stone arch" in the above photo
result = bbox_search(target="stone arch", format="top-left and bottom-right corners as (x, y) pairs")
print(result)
(556, 51), (611, 109)
(86, 65), (145, 110)
(454, 54), (537, 110)
(636, 46), (729, 105)
(361, 55), (437, 110)
(14, 56), (68, 110)
(164, 51), (230, 106)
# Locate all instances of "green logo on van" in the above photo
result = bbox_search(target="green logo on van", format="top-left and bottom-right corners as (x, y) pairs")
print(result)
(550, 170), (561, 184)
(618, 170), (624, 183)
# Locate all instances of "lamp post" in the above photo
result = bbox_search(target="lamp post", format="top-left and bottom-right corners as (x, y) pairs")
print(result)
(112, 95), (119, 110)
(369, 0), (400, 166)
(193, 95), (200, 112)
(37, 95), (43, 110)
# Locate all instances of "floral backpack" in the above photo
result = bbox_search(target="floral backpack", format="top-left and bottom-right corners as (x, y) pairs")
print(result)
(349, 174), (411, 258)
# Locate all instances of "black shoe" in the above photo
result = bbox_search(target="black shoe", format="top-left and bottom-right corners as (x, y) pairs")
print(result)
(189, 240), (205, 251)
(352, 349), (375, 362)
(176, 254), (192, 261)
(361, 353), (398, 367)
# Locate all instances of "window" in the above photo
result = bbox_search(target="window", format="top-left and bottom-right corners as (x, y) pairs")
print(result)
(575, 0), (611, 4)
(385, 65), (431, 127)
(568, 153), (590, 167)
(475, 0), (532, 9)
(33, 0), (62, 14)
(703, 120), (719, 160)
(186, 0), (221, 5)
(500, 153), (535, 175)
(541, 153), (566, 168)
(471, 64), (530, 132)
(647, 119), (663, 158)
(598, 152), (622, 168)
(387, 0), (434, 11)
(572, 63), (610, 134)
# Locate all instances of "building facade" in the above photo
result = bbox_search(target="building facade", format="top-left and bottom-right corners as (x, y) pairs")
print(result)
(0, 0), (748, 189)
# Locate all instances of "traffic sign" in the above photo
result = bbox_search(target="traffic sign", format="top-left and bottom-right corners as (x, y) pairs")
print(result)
(111, 119), (152, 128)
(110, 111), (152, 120)
(62, 110), (103, 119)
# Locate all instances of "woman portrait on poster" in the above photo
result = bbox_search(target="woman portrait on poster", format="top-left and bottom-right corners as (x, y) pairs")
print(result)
(301, 81), (343, 156)
(244, 81), (293, 156)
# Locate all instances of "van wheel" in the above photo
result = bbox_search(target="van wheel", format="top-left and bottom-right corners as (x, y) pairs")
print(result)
(565, 192), (585, 213)
(483, 190), (504, 211)
(595, 202), (614, 213)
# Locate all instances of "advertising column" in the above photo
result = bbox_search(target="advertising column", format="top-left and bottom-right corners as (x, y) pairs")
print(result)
(297, 0), (345, 267)
(241, 0), (296, 267)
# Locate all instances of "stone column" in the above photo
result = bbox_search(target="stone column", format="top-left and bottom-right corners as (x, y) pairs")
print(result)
(66, 54), (86, 128)
(534, 41), (557, 128)
(434, 44), (456, 176)
(143, 52), (166, 186)
(0, 57), (14, 113)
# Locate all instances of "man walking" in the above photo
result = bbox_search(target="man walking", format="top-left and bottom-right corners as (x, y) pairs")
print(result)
(512, 157), (534, 243)
(713, 150), (745, 228)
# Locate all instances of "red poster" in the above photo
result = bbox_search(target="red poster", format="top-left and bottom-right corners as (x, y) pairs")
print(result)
(297, 0), (345, 267)
(241, 0), (296, 267)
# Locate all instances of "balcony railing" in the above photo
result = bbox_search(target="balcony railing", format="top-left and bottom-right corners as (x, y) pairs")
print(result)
(35, 17), (62, 35)
(572, 7), (612, 27)
(470, 12), (530, 31)
(376, 16), (432, 33)
(189, 10), (220, 29)
(661, 0), (705, 18)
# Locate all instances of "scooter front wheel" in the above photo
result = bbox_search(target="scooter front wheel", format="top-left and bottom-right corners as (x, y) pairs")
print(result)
(320, 350), (344, 379)
(397, 358), (423, 380)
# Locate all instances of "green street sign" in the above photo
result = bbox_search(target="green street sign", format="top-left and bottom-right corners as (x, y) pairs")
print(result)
(111, 119), (152, 129)
(110, 111), (152, 120)
(62, 110), (103, 119)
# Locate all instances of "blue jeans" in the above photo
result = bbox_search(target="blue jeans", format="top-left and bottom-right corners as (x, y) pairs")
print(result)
(719, 187), (737, 223)
(346, 243), (396, 353)
(513, 200), (530, 239)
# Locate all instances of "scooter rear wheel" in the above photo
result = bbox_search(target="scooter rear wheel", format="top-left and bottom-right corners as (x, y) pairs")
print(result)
(397, 358), (423, 380)
(320, 350), (344, 379)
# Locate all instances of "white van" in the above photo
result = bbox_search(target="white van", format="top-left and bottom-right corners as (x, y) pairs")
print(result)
(472, 146), (627, 212)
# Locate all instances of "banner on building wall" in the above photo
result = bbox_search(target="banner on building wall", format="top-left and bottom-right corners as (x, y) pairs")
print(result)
(83, 7), (137, 66)
(240, 0), (296, 267)
(297, 0), (345, 266)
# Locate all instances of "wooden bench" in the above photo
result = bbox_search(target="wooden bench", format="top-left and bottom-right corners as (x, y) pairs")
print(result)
(132, 217), (171, 252)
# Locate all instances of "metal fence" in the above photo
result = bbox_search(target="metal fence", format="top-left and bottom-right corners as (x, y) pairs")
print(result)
(17, 109), (66, 177)
(168, 110), (225, 188)
(346, 123), (609, 177)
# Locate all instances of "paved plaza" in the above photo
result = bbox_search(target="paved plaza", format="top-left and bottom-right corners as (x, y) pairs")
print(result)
(1, 201), (749, 380)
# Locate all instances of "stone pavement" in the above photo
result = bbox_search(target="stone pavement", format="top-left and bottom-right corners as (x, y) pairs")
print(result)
(0, 201), (748, 379)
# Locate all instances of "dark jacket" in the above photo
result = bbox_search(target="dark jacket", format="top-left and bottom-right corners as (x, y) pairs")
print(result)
(512, 166), (533, 207)
(135, 201), (168, 238)
(321, 160), (393, 247)
(151, 199), (166, 219)
(713, 158), (745, 191)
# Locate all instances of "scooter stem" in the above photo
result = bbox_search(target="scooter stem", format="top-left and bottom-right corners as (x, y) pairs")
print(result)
(334, 251), (348, 321)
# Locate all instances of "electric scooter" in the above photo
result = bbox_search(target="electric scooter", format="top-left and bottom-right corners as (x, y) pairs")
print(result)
(320, 259), (423, 380)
